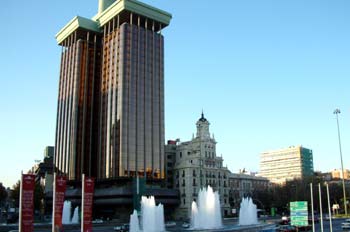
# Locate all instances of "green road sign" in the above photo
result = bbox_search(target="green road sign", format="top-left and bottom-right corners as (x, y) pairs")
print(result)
(290, 201), (308, 227)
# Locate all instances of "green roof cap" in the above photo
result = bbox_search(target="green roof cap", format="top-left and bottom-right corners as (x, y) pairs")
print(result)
(56, 16), (100, 45)
(95, 0), (172, 27)
(56, 0), (171, 45)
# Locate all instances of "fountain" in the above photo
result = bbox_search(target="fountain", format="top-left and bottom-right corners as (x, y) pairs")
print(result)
(191, 185), (222, 229)
(239, 197), (258, 225)
(62, 201), (72, 224)
(71, 206), (79, 224)
(130, 210), (140, 232)
(62, 201), (79, 224)
(129, 196), (165, 232)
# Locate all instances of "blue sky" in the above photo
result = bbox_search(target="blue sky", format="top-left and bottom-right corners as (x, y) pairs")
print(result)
(1, 0), (349, 188)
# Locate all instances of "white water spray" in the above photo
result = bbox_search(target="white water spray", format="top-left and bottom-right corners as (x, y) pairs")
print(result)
(129, 196), (165, 232)
(239, 197), (258, 225)
(191, 185), (222, 229)
(62, 201), (79, 224)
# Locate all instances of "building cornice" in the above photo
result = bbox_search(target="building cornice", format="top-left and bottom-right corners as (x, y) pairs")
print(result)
(55, 16), (100, 45)
(95, 0), (172, 28)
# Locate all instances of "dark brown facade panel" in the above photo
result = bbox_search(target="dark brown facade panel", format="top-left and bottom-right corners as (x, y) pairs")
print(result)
(55, 19), (165, 181)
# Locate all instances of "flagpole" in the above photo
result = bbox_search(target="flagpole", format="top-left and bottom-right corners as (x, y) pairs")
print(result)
(310, 183), (315, 232)
(19, 171), (23, 232)
(319, 183), (324, 232)
(81, 173), (85, 232)
(52, 172), (56, 232)
(326, 183), (333, 232)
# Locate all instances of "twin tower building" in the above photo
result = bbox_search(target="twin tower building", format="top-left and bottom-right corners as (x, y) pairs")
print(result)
(54, 0), (172, 181)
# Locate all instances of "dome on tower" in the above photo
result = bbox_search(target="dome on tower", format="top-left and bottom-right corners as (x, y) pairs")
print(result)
(198, 111), (208, 123)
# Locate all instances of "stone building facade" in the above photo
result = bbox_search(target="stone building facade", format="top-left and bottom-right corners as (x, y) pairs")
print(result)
(166, 113), (231, 219)
(228, 172), (269, 213)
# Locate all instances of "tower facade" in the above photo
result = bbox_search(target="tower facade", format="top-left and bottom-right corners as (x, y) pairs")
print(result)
(54, 0), (171, 180)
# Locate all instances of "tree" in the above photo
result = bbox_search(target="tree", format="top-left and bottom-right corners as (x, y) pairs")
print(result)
(11, 181), (20, 208)
(34, 182), (44, 212)
(0, 183), (8, 206)
(10, 180), (44, 212)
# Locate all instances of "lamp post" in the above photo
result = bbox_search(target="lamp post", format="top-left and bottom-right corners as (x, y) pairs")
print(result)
(333, 109), (347, 215)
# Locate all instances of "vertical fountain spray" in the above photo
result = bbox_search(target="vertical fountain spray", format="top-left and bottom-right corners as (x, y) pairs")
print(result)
(71, 207), (79, 224)
(62, 201), (72, 224)
(62, 201), (79, 224)
(130, 210), (140, 232)
(239, 198), (258, 225)
(129, 196), (165, 232)
(191, 186), (222, 229)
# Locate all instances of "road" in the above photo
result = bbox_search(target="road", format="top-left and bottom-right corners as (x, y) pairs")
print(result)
(313, 218), (348, 232)
(1, 217), (349, 232)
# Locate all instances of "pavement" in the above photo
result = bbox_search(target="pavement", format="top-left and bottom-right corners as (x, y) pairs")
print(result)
(1, 217), (349, 232)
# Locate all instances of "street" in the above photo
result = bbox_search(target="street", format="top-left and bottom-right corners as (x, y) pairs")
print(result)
(1, 217), (350, 232)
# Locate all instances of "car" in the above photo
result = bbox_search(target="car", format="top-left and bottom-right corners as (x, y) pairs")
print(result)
(297, 225), (312, 231)
(342, 222), (350, 230)
(165, 221), (176, 227)
(308, 215), (319, 223)
(277, 225), (297, 232)
(114, 223), (130, 232)
(92, 219), (103, 224)
(182, 222), (190, 228)
(280, 216), (290, 225)
(6, 213), (18, 224)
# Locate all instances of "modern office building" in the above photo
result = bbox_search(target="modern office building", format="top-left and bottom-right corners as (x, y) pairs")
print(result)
(54, 0), (171, 181)
(259, 146), (314, 184)
(168, 113), (231, 219)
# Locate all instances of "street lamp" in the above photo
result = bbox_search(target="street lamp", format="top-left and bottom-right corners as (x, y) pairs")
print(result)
(333, 108), (347, 215)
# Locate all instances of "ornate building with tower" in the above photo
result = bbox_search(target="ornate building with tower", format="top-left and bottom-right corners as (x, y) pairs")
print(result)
(166, 113), (231, 219)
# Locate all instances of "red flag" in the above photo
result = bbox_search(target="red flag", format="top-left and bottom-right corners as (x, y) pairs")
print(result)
(52, 174), (67, 231)
(82, 175), (95, 232)
(19, 174), (35, 232)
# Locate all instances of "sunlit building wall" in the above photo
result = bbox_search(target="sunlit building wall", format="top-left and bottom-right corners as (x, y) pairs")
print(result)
(54, 0), (171, 180)
(260, 146), (314, 184)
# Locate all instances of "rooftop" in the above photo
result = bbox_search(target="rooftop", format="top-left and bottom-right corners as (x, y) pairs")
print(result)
(56, 0), (172, 45)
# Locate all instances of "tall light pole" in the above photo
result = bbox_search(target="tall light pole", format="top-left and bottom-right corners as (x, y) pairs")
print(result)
(333, 108), (347, 215)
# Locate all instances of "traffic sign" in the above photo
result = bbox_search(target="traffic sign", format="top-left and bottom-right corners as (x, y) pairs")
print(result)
(290, 201), (308, 227)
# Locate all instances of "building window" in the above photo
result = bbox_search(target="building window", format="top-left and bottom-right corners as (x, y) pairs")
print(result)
(183, 198), (186, 205)
(180, 152), (182, 158)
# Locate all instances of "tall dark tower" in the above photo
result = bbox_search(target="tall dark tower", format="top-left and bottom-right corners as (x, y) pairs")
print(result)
(54, 0), (171, 181)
